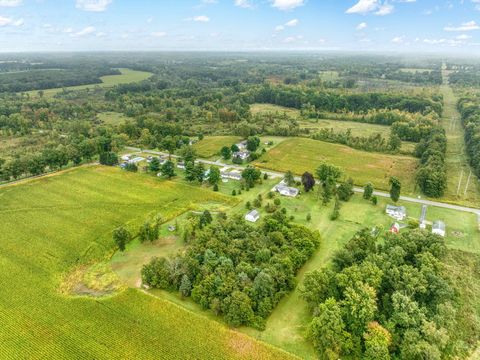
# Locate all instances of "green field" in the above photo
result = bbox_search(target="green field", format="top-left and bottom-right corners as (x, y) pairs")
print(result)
(0, 166), (295, 359)
(254, 137), (418, 192)
(440, 71), (480, 207)
(97, 111), (132, 126)
(250, 103), (301, 118)
(25, 68), (153, 98)
(193, 136), (243, 158)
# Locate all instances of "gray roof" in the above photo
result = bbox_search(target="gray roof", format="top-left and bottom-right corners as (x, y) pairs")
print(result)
(432, 220), (446, 231)
(277, 185), (299, 196)
(247, 209), (260, 217)
(386, 204), (406, 214)
(420, 205), (427, 222)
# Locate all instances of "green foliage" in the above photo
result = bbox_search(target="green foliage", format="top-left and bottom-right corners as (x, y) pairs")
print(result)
(301, 172), (315, 192)
(160, 160), (176, 178)
(246, 136), (261, 152)
(284, 170), (295, 186)
(148, 157), (161, 172)
(138, 217), (161, 243)
(207, 165), (221, 186)
(99, 151), (118, 166)
(389, 176), (401, 203)
(302, 229), (456, 359)
(220, 146), (231, 160)
(113, 226), (131, 252)
(142, 215), (320, 328)
(337, 178), (354, 202)
(241, 166), (261, 188)
(330, 196), (341, 220)
(124, 162), (138, 172)
(363, 183), (374, 200)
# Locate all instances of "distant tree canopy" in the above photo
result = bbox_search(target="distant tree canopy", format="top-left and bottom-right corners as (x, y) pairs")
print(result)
(142, 213), (320, 329)
(458, 96), (480, 178)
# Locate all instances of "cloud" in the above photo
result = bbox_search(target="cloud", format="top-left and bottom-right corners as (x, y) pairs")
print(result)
(234, 0), (254, 8)
(285, 18), (299, 27)
(275, 25), (284, 31)
(284, 34), (303, 43)
(0, 15), (22, 26)
(0, 0), (22, 7)
(151, 31), (167, 37)
(346, 0), (395, 15)
(193, 15), (210, 22)
(391, 35), (405, 43)
(444, 20), (479, 32)
(270, 0), (305, 11)
(76, 0), (112, 12)
(456, 34), (472, 40)
(356, 22), (367, 30)
(375, 2), (393, 15)
(346, 0), (379, 14)
(74, 26), (96, 36)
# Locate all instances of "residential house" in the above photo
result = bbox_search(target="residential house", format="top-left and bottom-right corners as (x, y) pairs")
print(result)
(128, 157), (145, 164)
(275, 184), (299, 198)
(245, 209), (260, 223)
(432, 220), (446, 237)
(386, 205), (407, 221)
(221, 170), (242, 181)
(237, 140), (248, 150)
(121, 154), (131, 161)
(419, 205), (427, 229)
(233, 151), (250, 161)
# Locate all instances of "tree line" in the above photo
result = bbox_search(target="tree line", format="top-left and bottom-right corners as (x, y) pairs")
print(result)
(458, 96), (480, 178)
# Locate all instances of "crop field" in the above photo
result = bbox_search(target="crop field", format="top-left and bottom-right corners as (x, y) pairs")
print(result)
(193, 135), (243, 158)
(25, 68), (153, 98)
(0, 165), (293, 359)
(254, 137), (418, 192)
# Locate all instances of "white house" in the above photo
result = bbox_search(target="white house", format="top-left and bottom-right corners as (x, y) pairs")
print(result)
(233, 151), (250, 161)
(221, 170), (242, 181)
(274, 183), (299, 198)
(386, 205), (407, 221)
(237, 140), (248, 150)
(245, 209), (260, 223)
(432, 220), (446, 237)
(121, 154), (132, 161)
(177, 161), (186, 170)
(128, 157), (145, 164)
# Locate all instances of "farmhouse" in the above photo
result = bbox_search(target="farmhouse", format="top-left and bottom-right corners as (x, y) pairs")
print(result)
(274, 184), (299, 197)
(236, 140), (248, 150)
(233, 151), (250, 161)
(432, 220), (446, 237)
(419, 205), (427, 229)
(386, 204), (407, 221)
(128, 156), (145, 164)
(221, 170), (242, 181)
(245, 209), (260, 223)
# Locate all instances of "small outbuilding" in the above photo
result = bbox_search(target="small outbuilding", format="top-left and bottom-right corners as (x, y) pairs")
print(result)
(390, 223), (400, 234)
(419, 205), (427, 229)
(432, 220), (446, 237)
(245, 209), (260, 223)
(386, 205), (407, 221)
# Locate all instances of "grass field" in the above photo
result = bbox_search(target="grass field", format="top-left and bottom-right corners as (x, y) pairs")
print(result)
(250, 103), (301, 118)
(97, 111), (132, 126)
(193, 136), (243, 158)
(0, 166), (295, 359)
(440, 71), (480, 207)
(254, 137), (418, 192)
(25, 68), (152, 98)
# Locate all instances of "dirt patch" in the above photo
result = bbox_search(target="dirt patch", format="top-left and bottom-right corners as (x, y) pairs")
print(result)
(227, 332), (257, 359)
(452, 231), (465, 238)
(59, 262), (126, 298)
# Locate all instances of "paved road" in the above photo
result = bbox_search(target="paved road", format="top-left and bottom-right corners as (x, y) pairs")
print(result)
(127, 147), (480, 216)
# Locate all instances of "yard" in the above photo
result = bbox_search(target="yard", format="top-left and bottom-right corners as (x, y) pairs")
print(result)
(192, 135), (243, 158)
(253, 137), (418, 193)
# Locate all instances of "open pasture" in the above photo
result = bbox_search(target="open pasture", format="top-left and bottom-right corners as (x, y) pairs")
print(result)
(0, 166), (293, 359)
(193, 135), (243, 158)
(25, 68), (152, 97)
(253, 137), (418, 192)
(97, 111), (131, 126)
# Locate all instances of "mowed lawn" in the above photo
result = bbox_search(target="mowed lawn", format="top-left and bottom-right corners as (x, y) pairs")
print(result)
(0, 166), (293, 360)
(254, 137), (418, 192)
(193, 135), (243, 158)
(25, 68), (153, 98)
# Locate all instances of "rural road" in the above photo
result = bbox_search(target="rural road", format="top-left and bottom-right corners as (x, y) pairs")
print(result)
(126, 147), (480, 216)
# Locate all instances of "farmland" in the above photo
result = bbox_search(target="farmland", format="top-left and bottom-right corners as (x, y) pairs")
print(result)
(254, 137), (418, 192)
(0, 165), (295, 359)
(193, 136), (243, 158)
(25, 68), (152, 97)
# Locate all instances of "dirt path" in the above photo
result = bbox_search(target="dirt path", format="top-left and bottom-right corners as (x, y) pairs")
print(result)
(440, 68), (480, 207)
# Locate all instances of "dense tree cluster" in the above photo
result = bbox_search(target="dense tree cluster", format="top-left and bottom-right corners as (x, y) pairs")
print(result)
(302, 229), (459, 359)
(415, 127), (447, 197)
(250, 85), (442, 116)
(458, 96), (480, 178)
(141, 213), (320, 329)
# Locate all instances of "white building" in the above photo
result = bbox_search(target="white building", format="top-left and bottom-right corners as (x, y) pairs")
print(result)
(236, 140), (248, 150)
(233, 151), (250, 161)
(419, 205), (427, 229)
(432, 220), (446, 237)
(273, 182), (299, 197)
(245, 209), (260, 223)
(221, 170), (242, 181)
(177, 161), (186, 170)
(128, 157), (145, 164)
(386, 205), (407, 221)
(121, 154), (132, 161)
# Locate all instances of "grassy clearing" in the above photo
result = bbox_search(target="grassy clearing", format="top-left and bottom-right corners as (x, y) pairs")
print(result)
(299, 118), (391, 138)
(318, 71), (340, 81)
(0, 166), (295, 359)
(399, 68), (434, 73)
(97, 112), (131, 126)
(440, 72), (480, 207)
(250, 103), (301, 118)
(193, 135), (243, 158)
(254, 137), (418, 192)
(25, 68), (153, 98)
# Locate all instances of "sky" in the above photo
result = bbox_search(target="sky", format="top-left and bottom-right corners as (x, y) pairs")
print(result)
(1, 0), (480, 53)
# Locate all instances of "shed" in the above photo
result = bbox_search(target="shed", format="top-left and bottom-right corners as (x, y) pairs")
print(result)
(245, 210), (260, 223)
(432, 220), (446, 237)
(419, 205), (427, 229)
